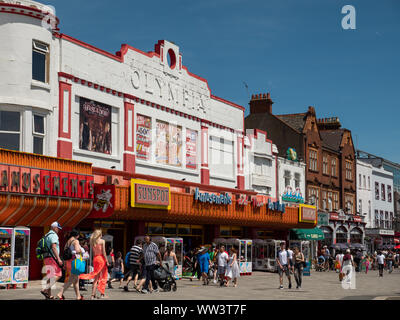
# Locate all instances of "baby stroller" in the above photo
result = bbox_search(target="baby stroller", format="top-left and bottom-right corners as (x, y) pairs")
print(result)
(316, 256), (327, 272)
(153, 263), (177, 292)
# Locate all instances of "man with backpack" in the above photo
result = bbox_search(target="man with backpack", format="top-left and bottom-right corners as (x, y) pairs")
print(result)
(123, 239), (143, 292)
(276, 241), (292, 289)
(39, 222), (63, 300)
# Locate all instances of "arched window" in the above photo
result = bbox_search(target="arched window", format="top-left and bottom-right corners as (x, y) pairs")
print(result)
(336, 226), (348, 244)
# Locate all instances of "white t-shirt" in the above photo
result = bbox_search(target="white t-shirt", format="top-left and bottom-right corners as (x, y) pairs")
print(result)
(336, 254), (344, 265)
(278, 249), (288, 266)
(217, 252), (229, 267)
(287, 249), (293, 260)
(377, 254), (385, 265)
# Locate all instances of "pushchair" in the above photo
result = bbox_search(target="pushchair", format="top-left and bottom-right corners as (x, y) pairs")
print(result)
(153, 263), (177, 292)
(315, 256), (327, 272)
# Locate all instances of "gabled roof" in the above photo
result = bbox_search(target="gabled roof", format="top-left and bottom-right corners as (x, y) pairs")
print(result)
(275, 113), (307, 133)
(320, 130), (345, 151)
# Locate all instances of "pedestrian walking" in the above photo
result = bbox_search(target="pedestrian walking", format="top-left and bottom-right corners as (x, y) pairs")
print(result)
(106, 248), (115, 289)
(386, 250), (394, 273)
(287, 246), (294, 274)
(354, 249), (363, 272)
(79, 229), (110, 299)
(190, 248), (202, 282)
(276, 242), (292, 289)
(225, 247), (240, 287)
(293, 246), (304, 289)
(377, 251), (385, 277)
(335, 250), (344, 273)
(110, 251), (125, 288)
(141, 235), (162, 294)
(123, 239), (143, 292)
(197, 247), (211, 285)
(56, 229), (85, 300)
(79, 237), (89, 291)
(209, 244), (219, 284)
(216, 245), (229, 286)
(163, 244), (179, 276)
(40, 222), (64, 300)
(323, 245), (331, 271)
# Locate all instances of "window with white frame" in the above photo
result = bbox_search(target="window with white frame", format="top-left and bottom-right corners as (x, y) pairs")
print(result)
(345, 160), (353, 180)
(331, 158), (337, 176)
(375, 210), (379, 228)
(0, 110), (21, 151)
(33, 114), (45, 155)
(308, 187), (319, 208)
(294, 173), (300, 189)
(32, 40), (49, 83)
(368, 201), (371, 221)
(284, 170), (291, 187)
(359, 174), (362, 187)
(390, 212), (393, 229)
(385, 211), (388, 229)
(368, 177), (370, 189)
(358, 199), (362, 214)
(381, 184), (386, 201)
(322, 190), (327, 210)
(363, 175), (366, 188)
(388, 186), (392, 202)
(333, 192), (339, 210)
(323, 155), (328, 175)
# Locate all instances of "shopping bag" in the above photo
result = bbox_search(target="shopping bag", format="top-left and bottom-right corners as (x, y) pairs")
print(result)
(71, 257), (86, 275)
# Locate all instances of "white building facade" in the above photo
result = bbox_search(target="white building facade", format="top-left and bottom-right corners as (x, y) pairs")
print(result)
(0, 0), (246, 190)
(356, 160), (373, 227)
(277, 154), (306, 206)
(243, 129), (277, 200)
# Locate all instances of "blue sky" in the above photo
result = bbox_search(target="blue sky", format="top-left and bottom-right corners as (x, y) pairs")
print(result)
(48, 0), (400, 162)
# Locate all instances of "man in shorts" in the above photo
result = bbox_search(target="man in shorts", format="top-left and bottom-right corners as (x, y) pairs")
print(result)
(216, 245), (229, 286)
(40, 222), (63, 300)
(276, 241), (292, 289)
(123, 239), (143, 291)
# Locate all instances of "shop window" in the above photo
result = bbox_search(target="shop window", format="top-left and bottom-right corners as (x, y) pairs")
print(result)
(178, 225), (190, 235)
(191, 226), (203, 236)
(147, 223), (163, 235)
(163, 224), (177, 235)
(0, 110), (21, 151)
(231, 227), (242, 237)
(32, 40), (49, 83)
(336, 227), (348, 243)
(33, 114), (45, 155)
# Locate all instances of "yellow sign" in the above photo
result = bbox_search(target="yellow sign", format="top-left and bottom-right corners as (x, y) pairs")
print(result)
(130, 179), (171, 210)
(298, 204), (317, 224)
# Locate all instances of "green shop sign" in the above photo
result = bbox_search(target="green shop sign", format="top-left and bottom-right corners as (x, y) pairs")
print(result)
(317, 212), (329, 226)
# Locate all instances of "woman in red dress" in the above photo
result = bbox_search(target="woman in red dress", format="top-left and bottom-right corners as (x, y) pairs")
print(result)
(79, 229), (109, 299)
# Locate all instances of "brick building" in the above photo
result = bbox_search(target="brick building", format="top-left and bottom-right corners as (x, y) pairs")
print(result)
(245, 93), (365, 249)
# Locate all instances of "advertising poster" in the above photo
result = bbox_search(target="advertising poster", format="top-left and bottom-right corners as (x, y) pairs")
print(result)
(156, 120), (169, 164)
(136, 114), (151, 161)
(12, 266), (28, 283)
(87, 184), (115, 219)
(79, 97), (112, 154)
(168, 124), (182, 167)
(186, 129), (197, 170)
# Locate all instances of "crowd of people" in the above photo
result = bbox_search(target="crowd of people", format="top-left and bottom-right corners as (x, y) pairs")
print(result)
(38, 221), (400, 300)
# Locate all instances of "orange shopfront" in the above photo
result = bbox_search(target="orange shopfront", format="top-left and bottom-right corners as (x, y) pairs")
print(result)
(80, 170), (317, 255)
(0, 149), (94, 281)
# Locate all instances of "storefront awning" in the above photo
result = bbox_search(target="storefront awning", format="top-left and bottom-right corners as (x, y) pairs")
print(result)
(292, 228), (325, 241)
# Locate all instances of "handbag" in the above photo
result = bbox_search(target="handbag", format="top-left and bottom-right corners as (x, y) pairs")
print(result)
(71, 256), (86, 275)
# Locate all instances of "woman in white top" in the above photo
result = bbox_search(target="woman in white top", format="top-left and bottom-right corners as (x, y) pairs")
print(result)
(57, 230), (84, 300)
(225, 247), (240, 287)
(163, 244), (179, 277)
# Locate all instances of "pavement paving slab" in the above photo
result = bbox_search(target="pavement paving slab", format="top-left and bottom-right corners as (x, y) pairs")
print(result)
(1, 268), (400, 300)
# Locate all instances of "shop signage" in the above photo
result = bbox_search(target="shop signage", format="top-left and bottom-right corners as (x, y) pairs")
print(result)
(194, 188), (232, 205)
(281, 186), (304, 203)
(252, 197), (264, 208)
(87, 184), (116, 219)
(330, 212), (345, 221)
(267, 199), (285, 213)
(352, 216), (362, 223)
(0, 163), (94, 200)
(379, 229), (395, 236)
(298, 204), (317, 223)
(131, 179), (171, 210)
(237, 195), (249, 206)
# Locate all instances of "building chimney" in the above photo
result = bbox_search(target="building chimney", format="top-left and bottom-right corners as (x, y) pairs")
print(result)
(249, 92), (274, 114)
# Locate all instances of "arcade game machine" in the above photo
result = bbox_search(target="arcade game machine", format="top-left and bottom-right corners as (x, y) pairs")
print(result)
(12, 227), (30, 288)
(0, 228), (12, 289)
(253, 239), (269, 271)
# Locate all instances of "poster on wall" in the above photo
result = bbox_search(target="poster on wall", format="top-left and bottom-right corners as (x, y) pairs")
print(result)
(79, 97), (112, 154)
(156, 120), (169, 164)
(86, 184), (115, 219)
(168, 124), (182, 167)
(136, 114), (151, 161)
(186, 129), (197, 170)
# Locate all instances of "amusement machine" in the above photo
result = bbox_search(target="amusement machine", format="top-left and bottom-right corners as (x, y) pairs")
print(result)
(213, 238), (253, 275)
(288, 240), (311, 275)
(134, 236), (183, 280)
(252, 239), (282, 272)
(0, 227), (30, 289)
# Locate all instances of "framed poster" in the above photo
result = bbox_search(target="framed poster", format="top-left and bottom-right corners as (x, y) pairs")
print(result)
(79, 98), (112, 154)
(168, 124), (182, 167)
(136, 114), (151, 161)
(156, 120), (169, 164)
(186, 129), (197, 169)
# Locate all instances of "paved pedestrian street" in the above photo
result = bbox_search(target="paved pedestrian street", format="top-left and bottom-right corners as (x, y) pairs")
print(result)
(1, 269), (400, 300)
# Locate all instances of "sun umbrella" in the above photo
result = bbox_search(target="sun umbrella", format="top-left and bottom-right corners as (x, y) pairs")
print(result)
(395, 244), (400, 249)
